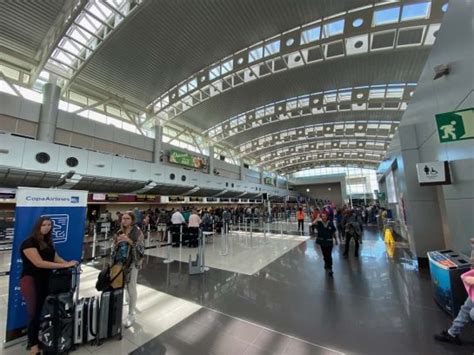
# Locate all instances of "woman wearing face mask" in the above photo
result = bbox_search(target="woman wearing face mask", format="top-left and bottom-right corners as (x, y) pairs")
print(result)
(20, 216), (78, 355)
(315, 212), (337, 277)
(113, 211), (144, 328)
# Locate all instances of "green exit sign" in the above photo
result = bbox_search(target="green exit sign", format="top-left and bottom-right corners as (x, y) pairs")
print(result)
(435, 108), (474, 143)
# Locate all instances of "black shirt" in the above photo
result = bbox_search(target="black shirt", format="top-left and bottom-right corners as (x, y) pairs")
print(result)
(20, 237), (56, 281)
(316, 221), (336, 247)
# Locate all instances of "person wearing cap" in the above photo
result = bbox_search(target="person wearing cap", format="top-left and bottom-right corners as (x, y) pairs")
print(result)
(434, 238), (474, 345)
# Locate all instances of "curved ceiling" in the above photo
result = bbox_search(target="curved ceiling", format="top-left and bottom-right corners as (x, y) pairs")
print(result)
(0, 0), (448, 174)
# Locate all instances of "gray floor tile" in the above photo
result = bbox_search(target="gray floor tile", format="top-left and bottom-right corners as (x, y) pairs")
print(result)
(250, 328), (291, 354)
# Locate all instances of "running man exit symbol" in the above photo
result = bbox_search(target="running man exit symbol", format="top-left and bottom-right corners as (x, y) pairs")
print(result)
(435, 108), (474, 143)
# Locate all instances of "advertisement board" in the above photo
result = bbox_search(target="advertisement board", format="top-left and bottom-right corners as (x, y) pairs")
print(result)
(5, 188), (87, 344)
(169, 149), (207, 169)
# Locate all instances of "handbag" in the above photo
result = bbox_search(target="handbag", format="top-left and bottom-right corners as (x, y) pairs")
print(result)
(95, 264), (123, 291)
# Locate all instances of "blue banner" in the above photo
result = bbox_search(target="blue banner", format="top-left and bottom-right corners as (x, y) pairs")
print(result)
(5, 188), (87, 344)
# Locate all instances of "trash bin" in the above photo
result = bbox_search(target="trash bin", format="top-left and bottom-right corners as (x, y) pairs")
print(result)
(427, 250), (471, 317)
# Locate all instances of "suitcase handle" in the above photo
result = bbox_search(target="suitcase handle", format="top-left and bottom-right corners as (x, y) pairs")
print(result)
(89, 298), (97, 337)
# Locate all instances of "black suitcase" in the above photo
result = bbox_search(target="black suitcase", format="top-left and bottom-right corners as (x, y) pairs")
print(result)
(39, 292), (74, 354)
(49, 265), (80, 294)
(83, 296), (99, 343)
(108, 288), (124, 339)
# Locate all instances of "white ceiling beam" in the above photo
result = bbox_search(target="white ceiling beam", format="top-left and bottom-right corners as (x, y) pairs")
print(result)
(30, 0), (88, 85)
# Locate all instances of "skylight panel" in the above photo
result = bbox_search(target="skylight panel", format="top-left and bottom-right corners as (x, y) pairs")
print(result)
(373, 7), (400, 26)
(401, 2), (431, 21)
(178, 83), (187, 97)
(286, 100), (297, 110)
(338, 90), (352, 101)
(69, 28), (89, 45)
(324, 93), (337, 103)
(248, 46), (263, 63)
(323, 19), (345, 38)
(369, 88), (385, 99)
(60, 39), (81, 56)
(300, 26), (321, 44)
(221, 59), (233, 75)
(187, 78), (197, 91)
(298, 97), (309, 107)
(386, 87), (404, 98)
(209, 65), (220, 80)
(264, 40), (280, 56)
(265, 105), (275, 115)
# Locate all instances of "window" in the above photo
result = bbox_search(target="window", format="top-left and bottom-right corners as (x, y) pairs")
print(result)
(221, 59), (233, 75)
(323, 19), (344, 38)
(300, 26), (321, 44)
(209, 65), (221, 80)
(401, 2), (431, 21)
(248, 46), (263, 63)
(373, 7), (400, 26)
(264, 40), (280, 56)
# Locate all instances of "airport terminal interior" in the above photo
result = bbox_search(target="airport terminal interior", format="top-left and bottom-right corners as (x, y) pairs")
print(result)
(0, 0), (473, 354)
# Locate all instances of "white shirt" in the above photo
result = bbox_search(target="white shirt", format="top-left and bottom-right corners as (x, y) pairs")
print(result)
(171, 211), (185, 224)
(188, 214), (201, 228)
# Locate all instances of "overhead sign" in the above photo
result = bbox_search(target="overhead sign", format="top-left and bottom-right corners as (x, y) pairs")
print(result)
(6, 188), (87, 344)
(416, 161), (452, 186)
(436, 108), (474, 143)
(169, 149), (207, 169)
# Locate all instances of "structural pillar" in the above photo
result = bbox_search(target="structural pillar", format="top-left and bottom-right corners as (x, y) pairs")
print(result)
(37, 82), (61, 143)
(259, 168), (264, 185)
(154, 123), (163, 164)
(208, 144), (214, 175)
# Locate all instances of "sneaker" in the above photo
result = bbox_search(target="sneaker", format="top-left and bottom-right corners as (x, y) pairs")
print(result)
(124, 314), (135, 328)
(434, 330), (462, 345)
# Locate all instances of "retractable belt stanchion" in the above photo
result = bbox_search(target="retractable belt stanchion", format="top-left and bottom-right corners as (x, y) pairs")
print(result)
(87, 225), (99, 265)
(179, 224), (183, 249)
(250, 218), (253, 248)
(146, 223), (151, 249)
(163, 230), (173, 264)
(280, 216), (283, 235)
(220, 221), (229, 256)
(189, 229), (210, 274)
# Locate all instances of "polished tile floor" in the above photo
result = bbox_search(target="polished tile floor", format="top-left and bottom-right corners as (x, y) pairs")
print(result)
(145, 230), (309, 275)
(1, 226), (473, 354)
(134, 227), (474, 355)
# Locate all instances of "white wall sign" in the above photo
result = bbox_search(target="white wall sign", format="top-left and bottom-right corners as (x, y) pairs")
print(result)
(416, 161), (452, 186)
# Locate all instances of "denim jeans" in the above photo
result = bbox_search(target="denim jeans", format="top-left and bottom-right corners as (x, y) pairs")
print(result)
(448, 297), (473, 336)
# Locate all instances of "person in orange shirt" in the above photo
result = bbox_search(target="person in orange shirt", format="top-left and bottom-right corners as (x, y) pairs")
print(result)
(296, 207), (305, 233)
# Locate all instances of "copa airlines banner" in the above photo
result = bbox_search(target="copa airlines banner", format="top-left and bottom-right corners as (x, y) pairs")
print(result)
(5, 188), (88, 345)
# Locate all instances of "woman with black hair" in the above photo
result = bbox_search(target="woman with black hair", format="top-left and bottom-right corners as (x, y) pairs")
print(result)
(20, 216), (78, 355)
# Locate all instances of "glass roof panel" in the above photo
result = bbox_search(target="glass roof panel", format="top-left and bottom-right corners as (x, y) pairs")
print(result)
(300, 26), (321, 45)
(373, 7), (400, 26)
(401, 2), (431, 21)
(323, 19), (345, 38)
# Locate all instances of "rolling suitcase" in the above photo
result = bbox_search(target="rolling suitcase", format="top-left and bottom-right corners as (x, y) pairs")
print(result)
(73, 298), (84, 345)
(39, 292), (74, 354)
(108, 288), (124, 339)
(98, 291), (110, 344)
(83, 296), (99, 343)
